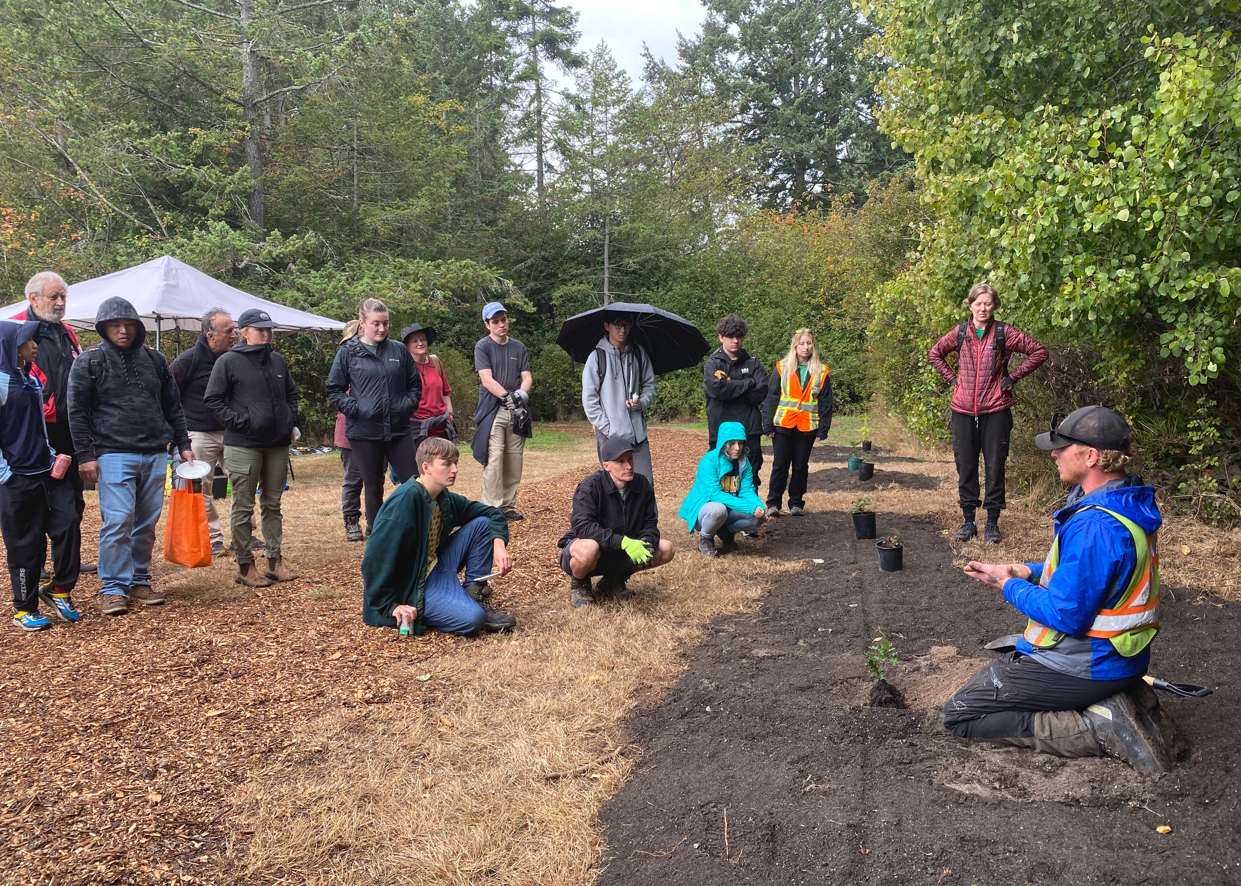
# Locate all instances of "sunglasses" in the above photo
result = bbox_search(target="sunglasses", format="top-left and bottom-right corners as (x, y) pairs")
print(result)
(1050, 412), (1093, 448)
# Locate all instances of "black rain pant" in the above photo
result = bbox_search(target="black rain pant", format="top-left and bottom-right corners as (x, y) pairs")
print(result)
(943, 652), (1141, 739)
(951, 408), (1012, 517)
(766, 428), (817, 509)
(348, 435), (420, 530)
(0, 471), (81, 611)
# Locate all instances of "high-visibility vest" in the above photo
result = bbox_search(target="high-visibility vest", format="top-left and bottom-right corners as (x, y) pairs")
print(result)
(773, 361), (828, 432)
(1023, 505), (1160, 657)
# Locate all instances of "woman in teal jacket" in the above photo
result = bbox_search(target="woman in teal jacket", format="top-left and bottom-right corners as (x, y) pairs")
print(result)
(679, 420), (766, 557)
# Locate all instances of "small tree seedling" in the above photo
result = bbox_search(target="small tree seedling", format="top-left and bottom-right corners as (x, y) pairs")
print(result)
(877, 533), (902, 548)
(851, 497), (872, 514)
(866, 637), (899, 681)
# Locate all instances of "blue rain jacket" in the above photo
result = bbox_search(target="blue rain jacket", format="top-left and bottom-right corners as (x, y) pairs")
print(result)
(678, 420), (765, 532)
(0, 320), (55, 483)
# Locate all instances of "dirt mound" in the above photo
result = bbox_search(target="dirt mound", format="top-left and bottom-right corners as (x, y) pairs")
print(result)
(597, 503), (1241, 884)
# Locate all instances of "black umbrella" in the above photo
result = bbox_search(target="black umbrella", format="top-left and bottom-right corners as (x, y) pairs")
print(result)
(556, 302), (711, 375)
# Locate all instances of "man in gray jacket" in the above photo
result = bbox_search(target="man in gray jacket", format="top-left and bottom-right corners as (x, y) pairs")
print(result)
(582, 311), (657, 484)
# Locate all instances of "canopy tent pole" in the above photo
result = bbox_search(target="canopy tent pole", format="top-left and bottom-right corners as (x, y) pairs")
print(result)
(154, 314), (162, 349)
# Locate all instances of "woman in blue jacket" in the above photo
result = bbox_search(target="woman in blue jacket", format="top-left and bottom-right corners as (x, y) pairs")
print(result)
(0, 320), (81, 630)
(679, 420), (767, 557)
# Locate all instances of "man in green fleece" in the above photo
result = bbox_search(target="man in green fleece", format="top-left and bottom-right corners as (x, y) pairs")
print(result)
(678, 420), (767, 557)
(362, 437), (516, 635)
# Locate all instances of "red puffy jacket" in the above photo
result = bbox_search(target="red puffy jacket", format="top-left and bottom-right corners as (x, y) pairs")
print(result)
(929, 321), (1048, 417)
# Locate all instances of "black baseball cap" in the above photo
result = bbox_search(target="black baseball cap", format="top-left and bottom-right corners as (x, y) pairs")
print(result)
(598, 435), (636, 463)
(400, 323), (437, 346)
(237, 308), (278, 329)
(1035, 406), (1132, 451)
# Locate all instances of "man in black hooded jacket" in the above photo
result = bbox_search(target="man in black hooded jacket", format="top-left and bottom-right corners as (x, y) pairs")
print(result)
(67, 297), (194, 616)
(703, 314), (767, 490)
(204, 308), (299, 588)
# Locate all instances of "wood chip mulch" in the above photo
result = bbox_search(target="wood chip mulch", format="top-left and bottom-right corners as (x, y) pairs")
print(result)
(0, 429), (707, 885)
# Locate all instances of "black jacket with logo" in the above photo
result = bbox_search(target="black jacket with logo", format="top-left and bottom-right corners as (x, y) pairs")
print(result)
(703, 347), (768, 441)
(326, 337), (421, 441)
(170, 333), (225, 433)
(558, 470), (660, 552)
(203, 343), (299, 449)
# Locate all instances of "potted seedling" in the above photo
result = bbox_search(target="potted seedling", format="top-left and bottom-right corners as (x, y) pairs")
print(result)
(851, 497), (876, 539)
(857, 457), (875, 481)
(876, 533), (903, 572)
(860, 416), (872, 452)
(866, 637), (904, 707)
(847, 441), (861, 472)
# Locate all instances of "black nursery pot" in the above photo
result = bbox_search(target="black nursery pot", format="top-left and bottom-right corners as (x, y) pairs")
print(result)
(858, 461), (875, 481)
(861, 440), (872, 452)
(853, 511), (877, 539)
(876, 542), (903, 572)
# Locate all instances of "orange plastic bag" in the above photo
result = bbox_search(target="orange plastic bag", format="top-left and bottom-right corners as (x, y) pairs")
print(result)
(163, 488), (212, 568)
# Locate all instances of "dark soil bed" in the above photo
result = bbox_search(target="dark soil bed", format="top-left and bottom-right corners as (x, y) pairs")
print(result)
(597, 502), (1241, 884)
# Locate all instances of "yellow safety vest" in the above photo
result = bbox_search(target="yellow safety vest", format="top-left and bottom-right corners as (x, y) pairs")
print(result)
(1023, 505), (1160, 657)
(773, 361), (828, 432)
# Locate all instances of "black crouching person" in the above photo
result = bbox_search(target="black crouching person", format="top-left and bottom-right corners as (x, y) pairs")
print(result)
(559, 434), (675, 607)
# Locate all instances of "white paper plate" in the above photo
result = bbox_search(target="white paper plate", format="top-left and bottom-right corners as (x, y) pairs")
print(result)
(175, 461), (213, 480)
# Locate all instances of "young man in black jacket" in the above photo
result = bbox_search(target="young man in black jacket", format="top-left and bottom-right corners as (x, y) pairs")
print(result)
(67, 297), (195, 616)
(203, 308), (299, 588)
(703, 314), (767, 491)
(558, 435), (674, 607)
(171, 308), (235, 556)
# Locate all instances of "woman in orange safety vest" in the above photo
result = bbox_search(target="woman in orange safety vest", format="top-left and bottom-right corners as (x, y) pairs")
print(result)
(761, 328), (832, 516)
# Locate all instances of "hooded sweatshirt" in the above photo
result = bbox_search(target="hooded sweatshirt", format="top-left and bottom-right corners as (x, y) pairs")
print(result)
(582, 339), (657, 445)
(677, 420), (765, 532)
(203, 342), (298, 449)
(66, 296), (192, 463)
(0, 320), (56, 483)
(1002, 475), (1162, 680)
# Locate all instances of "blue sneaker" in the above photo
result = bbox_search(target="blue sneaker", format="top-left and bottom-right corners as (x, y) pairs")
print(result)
(14, 611), (52, 632)
(38, 588), (82, 623)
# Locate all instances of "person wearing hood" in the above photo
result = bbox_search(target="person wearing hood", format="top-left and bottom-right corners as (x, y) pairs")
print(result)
(703, 314), (767, 492)
(66, 297), (195, 616)
(678, 420), (767, 557)
(944, 406), (1172, 772)
(582, 311), (658, 485)
(1, 320), (82, 630)
(203, 308), (299, 588)
(171, 308), (235, 556)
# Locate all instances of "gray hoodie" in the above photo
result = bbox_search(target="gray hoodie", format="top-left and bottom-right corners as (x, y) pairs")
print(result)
(582, 339), (657, 445)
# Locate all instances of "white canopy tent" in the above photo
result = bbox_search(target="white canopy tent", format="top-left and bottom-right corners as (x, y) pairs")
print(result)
(3, 255), (345, 346)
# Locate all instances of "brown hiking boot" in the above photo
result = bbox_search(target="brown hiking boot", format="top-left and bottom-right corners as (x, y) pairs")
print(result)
(129, 585), (165, 606)
(100, 594), (129, 617)
(235, 563), (272, 588)
(265, 557), (298, 582)
(570, 576), (596, 607)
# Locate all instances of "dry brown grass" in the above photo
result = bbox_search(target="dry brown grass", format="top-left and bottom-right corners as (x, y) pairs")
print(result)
(225, 434), (809, 885)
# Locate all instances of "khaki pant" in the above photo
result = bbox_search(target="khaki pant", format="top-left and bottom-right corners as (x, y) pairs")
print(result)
(225, 446), (289, 564)
(480, 406), (525, 510)
(189, 429), (226, 544)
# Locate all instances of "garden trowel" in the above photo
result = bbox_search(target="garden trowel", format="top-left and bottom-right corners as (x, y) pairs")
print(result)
(981, 635), (1212, 698)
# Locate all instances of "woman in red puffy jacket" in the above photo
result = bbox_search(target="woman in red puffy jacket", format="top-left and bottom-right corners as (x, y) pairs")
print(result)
(928, 283), (1048, 544)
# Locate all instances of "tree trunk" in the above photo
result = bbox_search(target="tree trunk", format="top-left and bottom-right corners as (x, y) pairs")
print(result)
(240, 0), (266, 229)
(530, 21), (545, 209)
(351, 115), (359, 238)
(603, 205), (610, 304)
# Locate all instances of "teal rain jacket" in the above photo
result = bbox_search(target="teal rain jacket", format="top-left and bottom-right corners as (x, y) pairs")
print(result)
(678, 420), (764, 533)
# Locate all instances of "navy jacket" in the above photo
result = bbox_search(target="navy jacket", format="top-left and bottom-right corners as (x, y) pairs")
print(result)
(170, 334), (225, 432)
(0, 320), (55, 482)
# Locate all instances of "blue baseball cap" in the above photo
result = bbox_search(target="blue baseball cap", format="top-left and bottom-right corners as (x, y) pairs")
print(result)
(482, 302), (507, 321)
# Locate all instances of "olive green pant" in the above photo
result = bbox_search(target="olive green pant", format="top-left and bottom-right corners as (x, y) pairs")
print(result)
(224, 446), (289, 565)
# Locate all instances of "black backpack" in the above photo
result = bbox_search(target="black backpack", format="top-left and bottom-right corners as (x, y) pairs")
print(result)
(957, 320), (1007, 376)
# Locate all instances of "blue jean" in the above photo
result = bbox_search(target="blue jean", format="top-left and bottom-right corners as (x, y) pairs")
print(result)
(97, 452), (166, 597)
(422, 516), (492, 635)
(697, 502), (760, 539)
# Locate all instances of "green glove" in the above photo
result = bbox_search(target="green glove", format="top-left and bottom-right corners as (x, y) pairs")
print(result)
(621, 536), (653, 565)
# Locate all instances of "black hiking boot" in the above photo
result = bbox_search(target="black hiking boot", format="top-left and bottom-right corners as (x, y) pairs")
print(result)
(954, 521), (977, 542)
(465, 582), (516, 632)
(1081, 691), (1172, 773)
(569, 576), (596, 607)
(344, 516), (364, 543)
(716, 529), (738, 555)
(697, 535), (717, 558)
(595, 575), (635, 602)
(984, 518), (1002, 544)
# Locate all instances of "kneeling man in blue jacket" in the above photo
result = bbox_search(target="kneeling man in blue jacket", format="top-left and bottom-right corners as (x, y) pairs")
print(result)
(945, 406), (1173, 772)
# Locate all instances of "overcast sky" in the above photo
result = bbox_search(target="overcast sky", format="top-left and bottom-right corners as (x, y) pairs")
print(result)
(568, 0), (710, 84)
